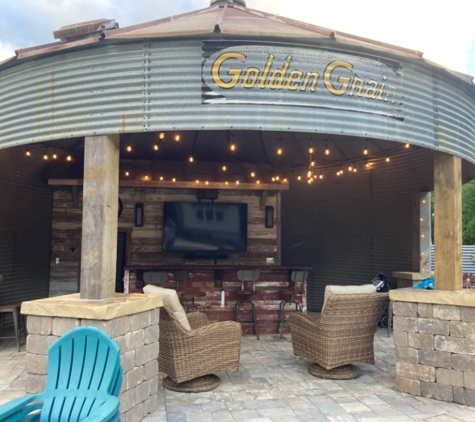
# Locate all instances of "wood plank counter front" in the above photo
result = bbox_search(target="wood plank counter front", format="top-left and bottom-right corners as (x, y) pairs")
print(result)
(125, 265), (310, 335)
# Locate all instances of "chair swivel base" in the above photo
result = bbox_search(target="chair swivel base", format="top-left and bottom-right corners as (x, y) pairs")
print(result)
(163, 374), (221, 393)
(308, 363), (360, 380)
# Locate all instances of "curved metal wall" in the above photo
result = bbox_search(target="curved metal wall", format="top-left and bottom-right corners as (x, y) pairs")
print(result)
(1, 39), (475, 164)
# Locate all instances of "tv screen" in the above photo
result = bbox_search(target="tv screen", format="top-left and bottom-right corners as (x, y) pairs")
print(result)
(162, 202), (248, 252)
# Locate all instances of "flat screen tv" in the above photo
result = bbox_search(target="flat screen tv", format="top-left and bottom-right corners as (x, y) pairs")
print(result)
(162, 202), (248, 252)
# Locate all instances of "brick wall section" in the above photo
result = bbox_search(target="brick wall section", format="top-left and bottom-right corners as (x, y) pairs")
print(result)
(25, 308), (160, 422)
(129, 269), (305, 335)
(393, 301), (475, 406)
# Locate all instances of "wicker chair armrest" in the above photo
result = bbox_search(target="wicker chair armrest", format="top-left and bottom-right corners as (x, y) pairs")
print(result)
(189, 321), (241, 339)
(289, 312), (318, 327)
(187, 311), (208, 330)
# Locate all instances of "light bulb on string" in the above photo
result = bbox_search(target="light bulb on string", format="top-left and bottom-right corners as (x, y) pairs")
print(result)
(272, 177), (276, 182)
(126, 144), (132, 153)
(309, 143), (314, 154)
(256, 180), (260, 184)
(348, 164), (353, 172)
(353, 168), (357, 173)
(277, 146), (283, 155)
(125, 171), (130, 177)
(297, 175), (302, 181)
(196, 179), (199, 184)
(66, 154), (72, 162)
(174, 134), (180, 142)
(319, 172), (323, 179)
(52, 149), (57, 160)
(153, 144), (159, 151)
(325, 142), (330, 155)
(405, 142), (410, 149)
(225, 181), (229, 185)
(250, 172), (255, 178)
(43, 151), (48, 160)
(229, 134), (236, 152)
(311, 161), (315, 167)
(159, 132), (165, 140)
(236, 180), (240, 185)
(363, 145), (368, 155)
(25, 148), (31, 157)
(385, 156), (390, 162)
(275, 176), (280, 181)
(307, 170), (312, 178)
(283, 178), (288, 183)
(222, 165), (227, 171)
(144, 175), (150, 181)
(189, 156), (194, 163)
(205, 181), (209, 185)
(172, 178), (176, 182)
(159, 176), (164, 181)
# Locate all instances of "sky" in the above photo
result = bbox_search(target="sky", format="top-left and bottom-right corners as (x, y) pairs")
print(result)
(0, 0), (475, 78)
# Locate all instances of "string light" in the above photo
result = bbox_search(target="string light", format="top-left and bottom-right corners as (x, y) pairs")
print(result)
(250, 172), (255, 178)
(405, 142), (410, 149)
(153, 144), (159, 151)
(256, 180), (260, 184)
(189, 156), (194, 163)
(126, 144), (132, 152)
(275, 176), (280, 181)
(172, 178), (176, 182)
(272, 177), (276, 182)
(277, 146), (283, 155)
(174, 134), (180, 142)
(385, 156), (390, 162)
(52, 149), (58, 159)
(196, 179), (199, 184)
(66, 154), (72, 162)
(348, 164), (353, 171)
(125, 171), (130, 177)
(311, 161), (315, 167)
(363, 145), (369, 155)
(309, 144), (314, 154)
(43, 151), (48, 160)
(236, 180), (240, 185)
(325, 141), (330, 156)
(297, 175), (302, 181)
(229, 134), (236, 152)
(144, 175), (150, 180)
(205, 181), (209, 185)
(25, 148), (31, 157)
(319, 172), (323, 179)
(159, 132), (165, 140)
(353, 168), (357, 173)
(307, 170), (312, 178)
(222, 165), (227, 171)
(283, 178), (288, 183)
(225, 181), (229, 185)
(159, 176), (164, 181)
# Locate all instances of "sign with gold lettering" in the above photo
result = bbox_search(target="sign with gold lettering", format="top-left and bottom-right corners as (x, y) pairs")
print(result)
(202, 42), (404, 121)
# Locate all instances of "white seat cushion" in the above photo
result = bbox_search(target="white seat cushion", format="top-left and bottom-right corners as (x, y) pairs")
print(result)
(143, 285), (192, 331)
(322, 284), (377, 312)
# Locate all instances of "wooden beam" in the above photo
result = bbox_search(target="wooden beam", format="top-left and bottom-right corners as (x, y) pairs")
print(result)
(434, 152), (462, 291)
(49, 178), (290, 191)
(80, 134), (120, 300)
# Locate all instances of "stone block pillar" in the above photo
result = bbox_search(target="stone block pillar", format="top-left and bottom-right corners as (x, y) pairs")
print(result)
(391, 289), (475, 406)
(22, 293), (163, 421)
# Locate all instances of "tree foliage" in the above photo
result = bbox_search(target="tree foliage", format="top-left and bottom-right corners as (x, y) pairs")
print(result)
(463, 179), (475, 245)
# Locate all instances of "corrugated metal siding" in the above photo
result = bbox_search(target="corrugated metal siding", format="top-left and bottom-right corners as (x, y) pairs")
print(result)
(0, 145), (52, 327)
(0, 40), (474, 166)
(282, 149), (432, 311)
(431, 245), (475, 275)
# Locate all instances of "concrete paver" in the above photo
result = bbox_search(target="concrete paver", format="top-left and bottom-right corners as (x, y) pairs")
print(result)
(2, 328), (475, 421)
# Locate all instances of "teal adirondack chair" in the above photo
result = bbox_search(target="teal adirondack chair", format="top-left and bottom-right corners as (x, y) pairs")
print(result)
(0, 326), (122, 422)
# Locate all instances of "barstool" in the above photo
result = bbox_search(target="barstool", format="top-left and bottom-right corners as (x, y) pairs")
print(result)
(0, 304), (26, 352)
(235, 269), (260, 339)
(175, 270), (206, 312)
(278, 270), (308, 338)
(143, 271), (168, 287)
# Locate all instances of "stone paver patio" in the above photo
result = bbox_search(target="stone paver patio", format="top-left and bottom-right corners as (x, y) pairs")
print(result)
(2, 329), (475, 421)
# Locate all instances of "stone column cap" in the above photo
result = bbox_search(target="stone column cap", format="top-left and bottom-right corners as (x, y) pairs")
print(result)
(21, 293), (162, 320)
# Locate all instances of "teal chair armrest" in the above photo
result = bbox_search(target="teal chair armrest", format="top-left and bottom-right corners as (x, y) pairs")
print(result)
(0, 394), (42, 422)
(80, 397), (120, 422)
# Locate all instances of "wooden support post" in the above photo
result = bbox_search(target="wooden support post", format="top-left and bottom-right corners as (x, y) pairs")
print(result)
(412, 192), (431, 273)
(434, 152), (462, 291)
(80, 134), (120, 300)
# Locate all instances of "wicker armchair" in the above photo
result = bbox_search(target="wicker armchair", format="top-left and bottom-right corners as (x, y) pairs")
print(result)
(290, 292), (389, 379)
(159, 303), (242, 392)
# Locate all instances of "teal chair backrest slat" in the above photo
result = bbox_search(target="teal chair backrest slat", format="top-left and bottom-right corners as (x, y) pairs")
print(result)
(40, 326), (122, 422)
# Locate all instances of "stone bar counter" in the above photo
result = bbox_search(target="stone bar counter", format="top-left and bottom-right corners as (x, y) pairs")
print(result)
(125, 265), (309, 335)
(391, 288), (475, 406)
(21, 293), (163, 421)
